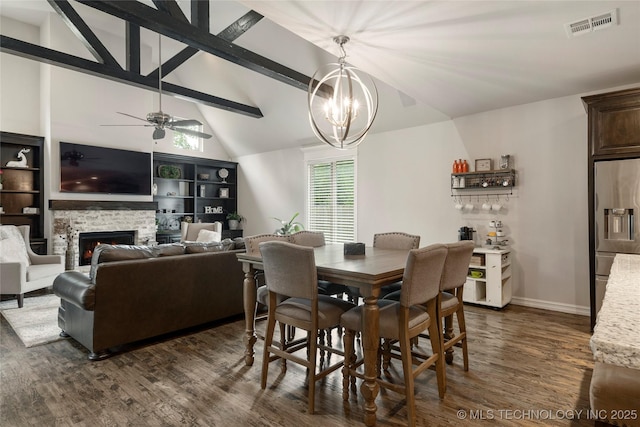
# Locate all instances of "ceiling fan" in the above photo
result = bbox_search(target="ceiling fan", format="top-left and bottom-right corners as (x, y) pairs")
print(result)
(102, 34), (212, 140)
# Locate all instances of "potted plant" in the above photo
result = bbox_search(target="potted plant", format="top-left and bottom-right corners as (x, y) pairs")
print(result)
(226, 212), (243, 230)
(273, 212), (304, 235)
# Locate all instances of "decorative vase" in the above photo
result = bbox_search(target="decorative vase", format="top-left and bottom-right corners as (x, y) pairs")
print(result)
(65, 248), (75, 271)
(228, 220), (239, 230)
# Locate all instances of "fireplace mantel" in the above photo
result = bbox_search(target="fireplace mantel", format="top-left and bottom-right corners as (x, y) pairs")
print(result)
(49, 200), (157, 211)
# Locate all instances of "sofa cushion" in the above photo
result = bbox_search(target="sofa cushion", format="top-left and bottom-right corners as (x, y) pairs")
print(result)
(89, 244), (155, 282)
(233, 237), (245, 250)
(151, 243), (185, 257)
(27, 262), (65, 281)
(184, 238), (236, 254)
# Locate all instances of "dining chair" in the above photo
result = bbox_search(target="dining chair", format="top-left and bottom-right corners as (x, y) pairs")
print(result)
(290, 231), (349, 297)
(437, 241), (475, 369)
(289, 231), (348, 348)
(259, 241), (355, 414)
(382, 241), (475, 371)
(347, 232), (421, 302)
(340, 244), (448, 427)
(244, 234), (293, 346)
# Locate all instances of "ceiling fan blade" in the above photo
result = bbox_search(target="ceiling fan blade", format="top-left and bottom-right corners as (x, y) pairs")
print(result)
(153, 128), (166, 140)
(170, 119), (202, 127)
(100, 124), (153, 127)
(171, 127), (212, 139)
(117, 112), (151, 123)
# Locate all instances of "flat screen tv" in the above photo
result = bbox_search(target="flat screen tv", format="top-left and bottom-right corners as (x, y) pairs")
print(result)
(60, 142), (151, 195)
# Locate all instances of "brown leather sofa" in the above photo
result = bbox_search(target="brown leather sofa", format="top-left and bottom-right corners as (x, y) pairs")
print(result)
(53, 241), (245, 360)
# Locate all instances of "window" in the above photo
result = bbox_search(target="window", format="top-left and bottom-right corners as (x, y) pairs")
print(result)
(173, 120), (203, 151)
(307, 157), (356, 243)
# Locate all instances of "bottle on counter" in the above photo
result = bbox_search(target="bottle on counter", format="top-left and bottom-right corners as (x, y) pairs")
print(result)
(453, 160), (459, 173)
(462, 159), (469, 172)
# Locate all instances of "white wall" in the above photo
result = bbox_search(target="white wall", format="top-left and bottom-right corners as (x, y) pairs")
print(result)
(235, 87), (636, 315)
(0, 16), (41, 134)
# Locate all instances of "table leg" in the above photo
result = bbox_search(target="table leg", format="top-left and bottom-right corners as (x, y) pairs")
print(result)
(360, 294), (380, 426)
(242, 264), (257, 366)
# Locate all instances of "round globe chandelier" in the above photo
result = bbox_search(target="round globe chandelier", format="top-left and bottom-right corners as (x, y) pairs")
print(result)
(308, 36), (378, 149)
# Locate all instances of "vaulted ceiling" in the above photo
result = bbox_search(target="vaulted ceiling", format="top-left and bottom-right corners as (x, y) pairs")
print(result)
(1, 1), (639, 158)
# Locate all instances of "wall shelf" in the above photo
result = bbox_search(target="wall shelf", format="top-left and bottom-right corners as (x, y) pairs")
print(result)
(451, 169), (516, 196)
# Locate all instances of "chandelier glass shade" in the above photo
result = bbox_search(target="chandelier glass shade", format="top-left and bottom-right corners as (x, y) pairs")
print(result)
(308, 36), (378, 149)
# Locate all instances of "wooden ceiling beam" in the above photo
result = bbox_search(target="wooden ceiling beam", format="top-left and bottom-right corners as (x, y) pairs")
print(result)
(0, 35), (263, 118)
(47, 0), (120, 68)
(76, 0), (320, 93)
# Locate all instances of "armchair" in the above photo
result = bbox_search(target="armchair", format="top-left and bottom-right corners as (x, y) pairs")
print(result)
(0, 225), (64, 308)
(180, 221), (222, 242)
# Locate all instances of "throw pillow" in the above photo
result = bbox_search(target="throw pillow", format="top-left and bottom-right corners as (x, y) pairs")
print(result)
(0, 225), (31, 270)
(196, 229), (221, 243)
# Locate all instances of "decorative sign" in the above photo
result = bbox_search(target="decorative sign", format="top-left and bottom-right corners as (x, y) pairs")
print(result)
(204, 206), (224, 214)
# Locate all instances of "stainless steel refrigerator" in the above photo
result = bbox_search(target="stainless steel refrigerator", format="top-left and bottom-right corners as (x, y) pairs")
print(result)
(593, 158), (640, 320)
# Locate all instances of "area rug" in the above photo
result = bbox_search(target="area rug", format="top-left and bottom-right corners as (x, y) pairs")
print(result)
(0, 294), (63, 348)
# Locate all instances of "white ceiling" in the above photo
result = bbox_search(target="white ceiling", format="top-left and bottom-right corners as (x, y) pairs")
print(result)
(1, 1), (639, 158)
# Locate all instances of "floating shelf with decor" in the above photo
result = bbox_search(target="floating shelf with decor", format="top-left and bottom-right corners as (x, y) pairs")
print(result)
(451, 169), (516, 197)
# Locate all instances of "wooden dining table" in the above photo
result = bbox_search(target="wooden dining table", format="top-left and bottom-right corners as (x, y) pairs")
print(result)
(237, 243), (410, 426)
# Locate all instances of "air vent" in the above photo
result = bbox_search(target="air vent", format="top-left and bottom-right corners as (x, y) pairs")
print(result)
(564, 9), (618, 37)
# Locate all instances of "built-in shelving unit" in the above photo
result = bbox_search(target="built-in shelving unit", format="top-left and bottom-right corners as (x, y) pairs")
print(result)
(463, 248), (512, 308)
(152, 152), (240, 244)
(0, 131), (46, 254)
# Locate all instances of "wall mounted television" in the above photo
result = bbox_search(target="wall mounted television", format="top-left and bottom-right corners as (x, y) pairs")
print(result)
(60, 142), (151, 195)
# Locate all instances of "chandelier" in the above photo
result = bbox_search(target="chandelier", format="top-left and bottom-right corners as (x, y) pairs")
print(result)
(308, 36), (378, 149)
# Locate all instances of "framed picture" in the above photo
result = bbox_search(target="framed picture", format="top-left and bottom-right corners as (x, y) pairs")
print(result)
(219, 187), (229, 198)
(475, 158), (492, 172)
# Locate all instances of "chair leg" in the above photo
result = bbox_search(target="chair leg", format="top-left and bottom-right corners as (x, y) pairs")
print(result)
(342, 328), (354, 401)
(429, 314), (447, 398)
(399, 327), (416, 427)
(444, 314), (454, 364)
(456, 307), (469, 371)
(261, 312), (277, 389)
(279, 322), (287, 372)
(17, 294), (24, 308)
(382, 338), (392, 372)
(307, 328), (318, 414)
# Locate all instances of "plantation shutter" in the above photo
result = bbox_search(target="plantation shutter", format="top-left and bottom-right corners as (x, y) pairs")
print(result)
(307, 158), (356, 243)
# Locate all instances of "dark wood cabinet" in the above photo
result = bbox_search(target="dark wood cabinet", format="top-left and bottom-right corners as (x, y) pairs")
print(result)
(0, 131), (45, 252)
(153, 153), (238, 240)
(583, 87), (640, 159)
(583, 87), (640, 330)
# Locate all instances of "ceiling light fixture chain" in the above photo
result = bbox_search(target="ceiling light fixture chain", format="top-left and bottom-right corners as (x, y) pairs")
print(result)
(308, 35), (378, 150)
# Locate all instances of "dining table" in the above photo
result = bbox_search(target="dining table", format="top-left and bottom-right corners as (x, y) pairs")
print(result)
(237, 243), (410, 426)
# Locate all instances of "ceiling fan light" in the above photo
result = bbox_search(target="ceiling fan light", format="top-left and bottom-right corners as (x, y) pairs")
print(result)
(308, 36), (378, 150)
(153, 128), (166, 140)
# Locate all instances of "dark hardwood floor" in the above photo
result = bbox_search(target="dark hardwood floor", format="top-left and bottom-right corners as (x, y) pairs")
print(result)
(1, 297), (595, 426)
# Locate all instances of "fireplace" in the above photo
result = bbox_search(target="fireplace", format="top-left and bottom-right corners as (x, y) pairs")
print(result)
(78, 231), (135, 266)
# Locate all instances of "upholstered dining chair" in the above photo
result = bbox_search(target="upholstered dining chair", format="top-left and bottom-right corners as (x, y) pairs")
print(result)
(0, 225), (64, 308)
(382, 241), (475, 371)
(437, 241), (475, 369)
(244, 234), (293, 344)
(259, 241), (355, 414)
(180, 221), (222, 242)
(347, 232), (421, 301)
(290, 231), (349, 297)
(340, 243), (448, 427)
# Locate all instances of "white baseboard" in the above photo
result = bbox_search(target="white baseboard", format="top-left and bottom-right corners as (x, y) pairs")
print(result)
(510, 296), (590, 317)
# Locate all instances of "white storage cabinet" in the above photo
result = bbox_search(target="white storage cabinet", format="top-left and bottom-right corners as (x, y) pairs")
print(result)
(463, 248), (512, 308)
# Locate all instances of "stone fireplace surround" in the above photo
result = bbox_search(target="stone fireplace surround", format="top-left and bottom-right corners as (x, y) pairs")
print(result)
(50, 200), (157, 270)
